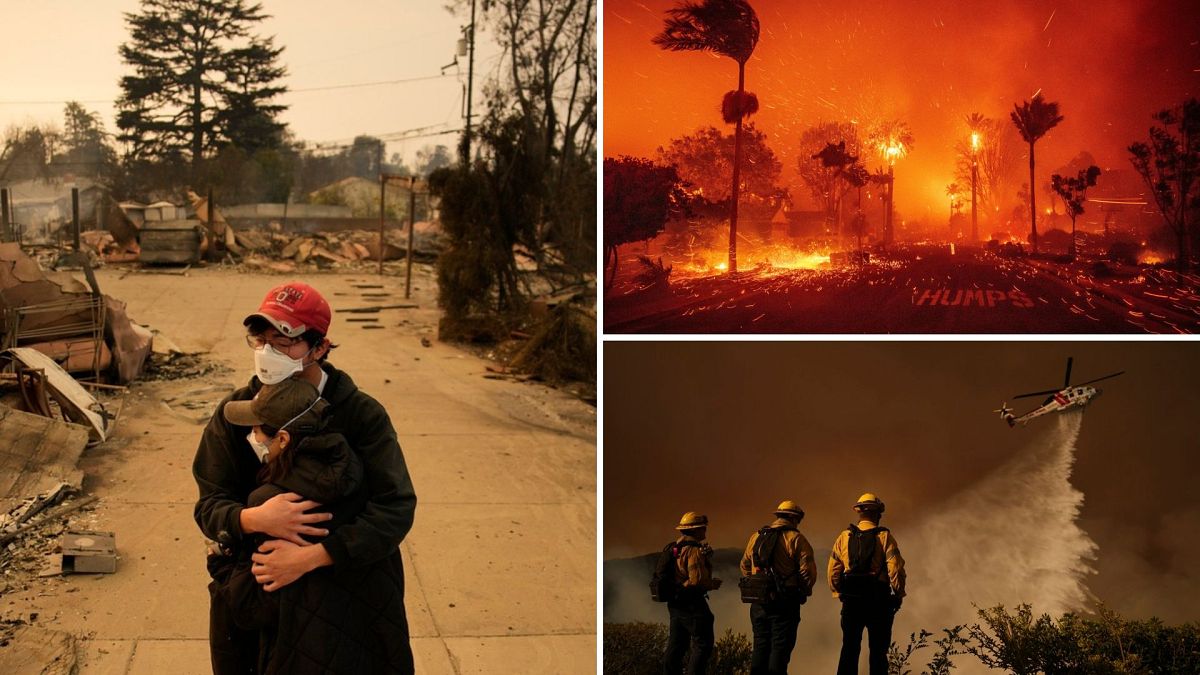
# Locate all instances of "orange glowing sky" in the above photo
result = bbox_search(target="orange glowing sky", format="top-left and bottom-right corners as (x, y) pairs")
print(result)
(604, 0), (1200, 220)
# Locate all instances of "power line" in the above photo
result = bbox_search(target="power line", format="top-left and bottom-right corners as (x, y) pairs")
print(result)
(288, 73), (455, 93)
(0, 72), (457, 106)
(307, 126), (462, 152)
(0, 98), (111, 106)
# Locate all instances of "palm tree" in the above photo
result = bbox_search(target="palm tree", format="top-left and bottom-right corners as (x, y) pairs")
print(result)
(965, 113), (986, 241)
(654, 0), (760, 273)
(867, 120), (913, 244)
(1010, 94), (1064, 254)
(946, 182), (964, 238)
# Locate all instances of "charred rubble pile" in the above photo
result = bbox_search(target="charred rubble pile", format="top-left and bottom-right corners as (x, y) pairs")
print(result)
(0, 242), (134, 588)
(72, 190), (447, 272)
(0, 242), (221, 601)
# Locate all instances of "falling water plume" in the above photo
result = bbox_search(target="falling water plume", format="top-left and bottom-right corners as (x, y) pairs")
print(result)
(903, 411), (1097, 632)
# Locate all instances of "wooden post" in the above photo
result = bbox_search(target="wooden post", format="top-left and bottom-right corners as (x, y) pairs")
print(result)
(72, 187), (81, 250)
(379, 173), (386, 276)
(1, 188), (9, 241)
(405, 177), (416, 299)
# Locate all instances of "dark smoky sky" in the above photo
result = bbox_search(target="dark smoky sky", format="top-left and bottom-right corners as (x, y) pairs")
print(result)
(605, 0), (1200, 214)
(603, 342), (1200, 622)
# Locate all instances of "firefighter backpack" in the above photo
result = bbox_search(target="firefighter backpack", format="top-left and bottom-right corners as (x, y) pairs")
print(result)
(650, 541), (698, 602)
(738, 526), (800, 604)
(838, 525), (891, 599)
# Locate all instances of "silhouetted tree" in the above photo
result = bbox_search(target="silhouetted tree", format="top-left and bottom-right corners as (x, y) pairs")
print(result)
(654, 0), (760, 273)
(656, 124), (782, 208)
(798, 122), (860, 233)
(839, 163), (871, 254)
(415, 144), (454, 176)
(947, 181), (963, 216)
(59, 102), (118, 181)
(603, 156), (691, 291)
(1128, 98), (1200, 273)
(1011, 94), (1064, 254)
(116, 0), (288, 176)
(219, 37), (288, 153)
(955, 116), (1021, 227)
(0, 125), (58, 182)
(1051, 165), (1100, 257)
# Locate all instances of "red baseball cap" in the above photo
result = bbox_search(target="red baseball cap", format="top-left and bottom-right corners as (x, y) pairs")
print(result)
(243, 281), (332, 337)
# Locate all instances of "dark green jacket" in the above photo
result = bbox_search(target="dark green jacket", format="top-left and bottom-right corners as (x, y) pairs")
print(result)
(192, 363), (417, 567)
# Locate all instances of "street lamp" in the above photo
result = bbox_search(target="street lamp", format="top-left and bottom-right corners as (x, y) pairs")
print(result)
(970, 131), (980, 242)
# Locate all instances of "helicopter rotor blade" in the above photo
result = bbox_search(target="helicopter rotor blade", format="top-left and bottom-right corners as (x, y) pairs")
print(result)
(1012, 389), (1060, 400)
(1077, 371), (1124, 387)
(1063, 357), (1073, 389)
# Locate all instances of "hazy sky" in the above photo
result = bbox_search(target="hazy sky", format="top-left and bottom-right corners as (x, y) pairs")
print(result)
(0, 0), (502, 162)
(604, 341), (1200, 622)
(604, 0), (1200, 217)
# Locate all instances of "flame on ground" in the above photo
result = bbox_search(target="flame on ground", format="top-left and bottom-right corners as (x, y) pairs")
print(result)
(679, 244), (834, 277)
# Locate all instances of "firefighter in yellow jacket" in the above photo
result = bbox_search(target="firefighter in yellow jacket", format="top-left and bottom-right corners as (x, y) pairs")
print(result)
(828, 493), (906, 675)
(738, 500), (817, 675)
(663, 512), (722, 675)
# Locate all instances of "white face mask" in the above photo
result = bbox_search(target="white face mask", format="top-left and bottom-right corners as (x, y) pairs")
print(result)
(254, 344), (306, 385)
(246, 430), (271, 463)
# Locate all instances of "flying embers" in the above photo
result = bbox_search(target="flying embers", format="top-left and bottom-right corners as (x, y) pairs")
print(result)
(994, 357), (1123, 427)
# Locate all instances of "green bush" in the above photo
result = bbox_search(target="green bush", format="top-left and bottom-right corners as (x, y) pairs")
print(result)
(604, 622), (752, 675)
(891, 604), (1200, 675)
(604, 622), (668, 675)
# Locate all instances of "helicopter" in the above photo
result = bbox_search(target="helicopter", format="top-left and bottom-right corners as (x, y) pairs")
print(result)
(994, 357), (1123, 427)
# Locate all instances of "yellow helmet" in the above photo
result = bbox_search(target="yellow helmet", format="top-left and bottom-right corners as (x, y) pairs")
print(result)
(854, 493), (885, 513)
(774, 500), (805, 519)
(675, 511), (709, 530)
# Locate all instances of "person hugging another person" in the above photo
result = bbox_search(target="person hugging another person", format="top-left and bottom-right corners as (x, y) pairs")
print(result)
(206, 375), (367, 652)
(195, 281), (415, 675)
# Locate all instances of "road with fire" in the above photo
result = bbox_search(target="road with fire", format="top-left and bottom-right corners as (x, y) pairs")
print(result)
(604, 244), (1200, 334)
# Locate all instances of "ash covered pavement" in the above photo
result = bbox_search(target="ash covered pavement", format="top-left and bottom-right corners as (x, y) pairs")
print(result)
(605, 243), (1200, 334)
(1, 267), (595, 674)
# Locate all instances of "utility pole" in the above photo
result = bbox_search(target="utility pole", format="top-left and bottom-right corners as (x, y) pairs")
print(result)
(406, 177), (416, 299)
(885, 164), (894, 245)
(378, 141), (386, 276)
(1, 188), (9, 241)
(460, 0), (477, 166)
(971, 161), (978, 242)
(970, 132), (980, 242)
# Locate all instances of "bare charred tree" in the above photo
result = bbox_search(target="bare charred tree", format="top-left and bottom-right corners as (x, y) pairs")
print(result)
(1011, 94), (1064, 254)
(455, 0), (597, 269)
(1129, 98), (1200, 273)
(1050, 165), (1101, 257)
(654, 0), (760, 273)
